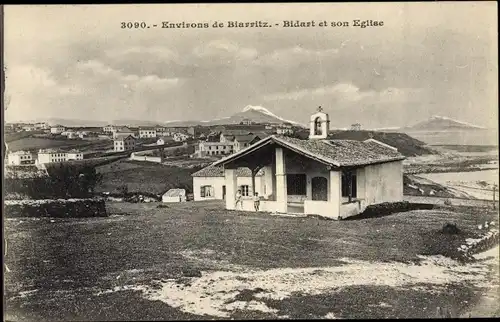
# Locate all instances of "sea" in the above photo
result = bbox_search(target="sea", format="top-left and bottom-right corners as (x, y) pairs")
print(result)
(406, 129), (498, 146)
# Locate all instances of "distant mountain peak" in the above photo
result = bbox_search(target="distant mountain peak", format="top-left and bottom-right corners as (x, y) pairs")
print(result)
(406, 115), (486, 131)
(240, 105), (302, 125)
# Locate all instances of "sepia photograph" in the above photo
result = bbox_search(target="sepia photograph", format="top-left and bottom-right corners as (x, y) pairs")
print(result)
(2, 2), (499, 320)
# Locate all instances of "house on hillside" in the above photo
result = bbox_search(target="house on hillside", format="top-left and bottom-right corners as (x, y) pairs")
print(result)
(112, 126), (136, 139)
(157, 136), (175, 145)
(114, 134), (136, 151)
(139, 127), (157, 138)
(67, 150), (84, 161)
(103, 125), (115, 133)
(232, 134), (262, 152)
(50, 125), (65, 134)
(7, 151), (35, 165)
(351, 123), (362, 131)
(196, 107), (405, 220)
(276, 123), (294, 135)
(22, 124), (36, 132)
(173, 132), (190, 142)
(37, 149), (68, 164)
(191, 166), (265, 201)
(194, 142), (235, 158)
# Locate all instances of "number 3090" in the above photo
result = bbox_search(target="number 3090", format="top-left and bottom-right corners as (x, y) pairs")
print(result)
(121, 22), (148, 29)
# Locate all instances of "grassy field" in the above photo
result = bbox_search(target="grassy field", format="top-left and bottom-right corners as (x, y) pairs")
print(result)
(4, 200), (499, 320)
(7, 137), (113, 152)
(95, 159), (203, 195)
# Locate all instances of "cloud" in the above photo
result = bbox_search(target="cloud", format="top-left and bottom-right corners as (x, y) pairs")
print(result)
(193, 39), (258, 61)
(263, 83), (422, 105)
(255, 46), (339, 67)
(76, 59), (181, 88)
(105, 46), (180, 62)
(5, 64), (83, 96)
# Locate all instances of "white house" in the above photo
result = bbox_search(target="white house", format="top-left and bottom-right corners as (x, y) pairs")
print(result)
(103, 125), (115, 133)
(201, 106), (405, 220)
(276, 123), (294, 135)
(114, 134), (136, 151)
(191, 166), (265, 201)
(112, 127), (136, 139)
(67, 150), (84, 161)
(162, 189), (187, 203)
(139, 127), (157, 138)
(7, 151), (34, 165)
(22, 124), (36, 132)
(195, 141), (234, 157)
(173, 132), (190, 142)
(157, 136), (175, 145)
(37, 149), (68, 164)
(50, 125), (65, 134)
(351, 123), (362, 131)
(34, 122), (50, 130)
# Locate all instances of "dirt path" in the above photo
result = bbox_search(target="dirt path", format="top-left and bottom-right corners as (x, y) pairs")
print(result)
(461, 246), (500, 318)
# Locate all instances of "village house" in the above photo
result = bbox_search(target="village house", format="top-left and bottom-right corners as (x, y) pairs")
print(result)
(50, 125), (66, 134)
(114, 134), (136, 151)
(240, 118), (254, 125)
(191, 166), (265, 201)
(194, 142), (235, 157)
(37, 149), (69, 164)
(173, 132), (190, 142)
(198, 107), (405, 220)
(7, 150), (35, 165)
(112, 126), (136, 139)
(103, 125), (115, 133)
(34, 122), (50, 130)
(351, 123), (362, 131)
(22, 124), (37, 132)
(139, 127), (157, 138)
(156, 136), (175, 145)
(276, 123), (294, 135)
(67, 150), (84, 161)
(187, 126), (211, 138)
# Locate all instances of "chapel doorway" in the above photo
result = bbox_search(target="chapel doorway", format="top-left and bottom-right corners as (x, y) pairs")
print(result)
(311, 176), (328, 201)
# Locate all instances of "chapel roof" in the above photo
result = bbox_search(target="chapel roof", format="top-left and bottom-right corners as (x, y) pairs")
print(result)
(191, 165), (265, 177)
(212, 135), (405, 168)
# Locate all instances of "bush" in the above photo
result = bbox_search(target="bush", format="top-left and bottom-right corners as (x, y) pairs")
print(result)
(5, 164), (103, 199)
(441, 222), (460, 235)
(4, 199), (107, 218)
(444, 199), (452, 206)
(346, 201), (435, 220)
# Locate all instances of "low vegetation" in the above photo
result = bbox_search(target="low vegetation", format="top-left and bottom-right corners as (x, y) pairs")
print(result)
(7, 136), (112, 152)
(5, 163), (104, 200)
(4, 199), (107, 218)
(95, 159), (204, 195)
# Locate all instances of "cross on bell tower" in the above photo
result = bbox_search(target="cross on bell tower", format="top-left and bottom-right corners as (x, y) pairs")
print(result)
(317, 106), (323, 112)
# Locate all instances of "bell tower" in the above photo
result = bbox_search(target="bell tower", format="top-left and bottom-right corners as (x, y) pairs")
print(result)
(309, 106), (330, 139)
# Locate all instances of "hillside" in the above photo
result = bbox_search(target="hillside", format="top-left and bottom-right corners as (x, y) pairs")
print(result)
(162, 105), (305, 127)
(403, 115), (486, 131)
(326, 130), (436, 157)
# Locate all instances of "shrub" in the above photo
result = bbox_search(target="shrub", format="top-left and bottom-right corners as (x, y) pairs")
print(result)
(4, 199), (107, 218)
(441, 222), (460, 235)
(444, 199), (452, 206)
(5, 164), (103, 199)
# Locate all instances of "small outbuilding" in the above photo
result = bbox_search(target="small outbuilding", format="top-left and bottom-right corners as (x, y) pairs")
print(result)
(162, 189), (187, 203)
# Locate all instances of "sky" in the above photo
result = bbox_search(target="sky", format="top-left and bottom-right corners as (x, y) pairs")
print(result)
(3, 3), (498, 128)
